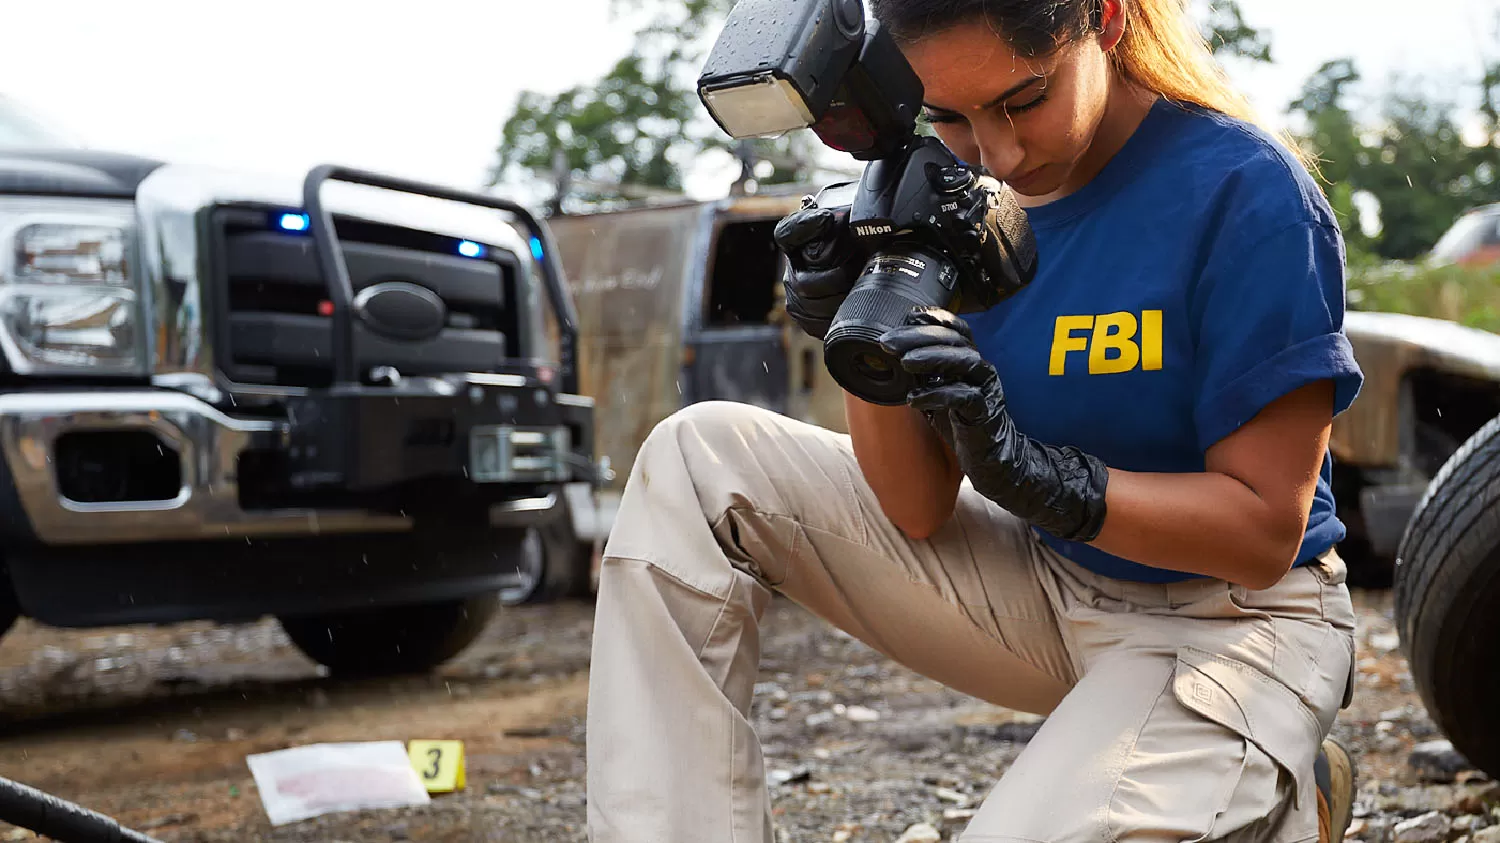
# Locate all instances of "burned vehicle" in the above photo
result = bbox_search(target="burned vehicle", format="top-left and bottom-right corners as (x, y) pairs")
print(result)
(0, 95), (601, 675)
(548, 188), (850, 527)
(550, 190), (1500, 579)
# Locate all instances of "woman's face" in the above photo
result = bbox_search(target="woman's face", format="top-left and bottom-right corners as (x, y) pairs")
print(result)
(900, 18), (1118, 199)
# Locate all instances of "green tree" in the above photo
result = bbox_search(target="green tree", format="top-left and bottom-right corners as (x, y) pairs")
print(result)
(1289, 59), (1364, 184)
(1359, 83), (1488, 260)
(1471, 58), (1500, 206)
(1287, 59), (1377, 257)
(487, 0), (733, 212)
(495, 55), (701, 200)
(1292, 60), (1500, 261)
(490, 0), (820, 213)
(1203, 0), (1272, 63)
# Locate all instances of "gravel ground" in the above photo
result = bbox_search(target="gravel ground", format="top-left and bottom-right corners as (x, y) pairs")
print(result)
(0, 586), (1489, 842)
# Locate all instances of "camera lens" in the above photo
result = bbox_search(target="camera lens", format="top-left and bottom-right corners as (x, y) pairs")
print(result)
(851, 351), (895, 383)
(823, 245), (957, 405)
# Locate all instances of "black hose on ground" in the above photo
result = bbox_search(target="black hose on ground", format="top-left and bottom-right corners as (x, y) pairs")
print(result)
(0, 774), (161, 843)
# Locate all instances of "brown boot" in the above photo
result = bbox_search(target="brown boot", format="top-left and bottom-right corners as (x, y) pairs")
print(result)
(1316, 738), (1357, 842)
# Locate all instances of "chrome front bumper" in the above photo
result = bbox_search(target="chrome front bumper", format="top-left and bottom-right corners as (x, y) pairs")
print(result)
(0, 389), (537, 546)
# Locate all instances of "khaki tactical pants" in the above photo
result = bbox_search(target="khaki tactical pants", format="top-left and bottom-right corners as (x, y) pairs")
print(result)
(585, 401), (1358, 843)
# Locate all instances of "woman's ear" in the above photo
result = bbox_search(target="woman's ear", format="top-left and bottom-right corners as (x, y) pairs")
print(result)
(1098, 0), (1126, 51)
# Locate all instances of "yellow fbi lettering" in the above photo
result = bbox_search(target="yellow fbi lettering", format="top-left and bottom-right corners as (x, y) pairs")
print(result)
(1049, 311), (1164, 376)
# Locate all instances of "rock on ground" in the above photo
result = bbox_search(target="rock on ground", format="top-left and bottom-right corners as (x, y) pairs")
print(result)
(1394, 811), (1452, 843)
(1410, 739), (1475, 783)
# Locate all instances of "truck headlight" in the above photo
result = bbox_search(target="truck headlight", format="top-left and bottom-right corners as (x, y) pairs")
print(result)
(0, 198), (144, 375)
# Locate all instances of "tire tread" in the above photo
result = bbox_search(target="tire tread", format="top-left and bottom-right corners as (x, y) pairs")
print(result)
(1395, 414), (1500, 777)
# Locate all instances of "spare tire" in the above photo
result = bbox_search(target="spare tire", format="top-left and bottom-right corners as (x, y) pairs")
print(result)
(1395, 413), (1500, 779)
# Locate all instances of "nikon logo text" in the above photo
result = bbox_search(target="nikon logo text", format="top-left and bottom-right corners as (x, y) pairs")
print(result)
(853, 224), (893, 237)
(1049, 311), (1164, 376)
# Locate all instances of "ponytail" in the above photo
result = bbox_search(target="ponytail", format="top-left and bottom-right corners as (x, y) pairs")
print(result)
(1108, 0), (1316, 170)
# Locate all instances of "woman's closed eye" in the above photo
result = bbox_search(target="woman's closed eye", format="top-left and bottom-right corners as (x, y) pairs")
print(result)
(919, 93), (1050, 126)
(1005, 92), (1049, 114)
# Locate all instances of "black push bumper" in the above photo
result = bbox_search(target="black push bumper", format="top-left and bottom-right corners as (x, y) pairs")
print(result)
(264, 370), (600, 509)
(0, 375), (597, 548)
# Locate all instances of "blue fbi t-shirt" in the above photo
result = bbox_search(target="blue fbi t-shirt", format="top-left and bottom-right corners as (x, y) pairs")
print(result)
(963, 99), (1365, 583)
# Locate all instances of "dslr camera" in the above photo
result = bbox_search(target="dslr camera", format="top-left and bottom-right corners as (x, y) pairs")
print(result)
(696, 0), (1039, 405)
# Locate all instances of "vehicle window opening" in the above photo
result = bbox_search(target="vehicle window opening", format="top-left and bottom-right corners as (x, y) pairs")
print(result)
(706, 220), (782, 327)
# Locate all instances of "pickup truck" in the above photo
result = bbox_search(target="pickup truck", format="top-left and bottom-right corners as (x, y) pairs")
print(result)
(0, 95), (602, 676)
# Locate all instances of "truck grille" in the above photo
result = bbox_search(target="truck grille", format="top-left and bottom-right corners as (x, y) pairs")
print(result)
(209, 206), (520, 388)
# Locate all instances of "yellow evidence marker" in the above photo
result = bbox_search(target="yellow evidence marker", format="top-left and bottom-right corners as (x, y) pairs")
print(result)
(408, 740), (466, 793)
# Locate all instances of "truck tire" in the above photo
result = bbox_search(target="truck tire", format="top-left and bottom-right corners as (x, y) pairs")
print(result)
(500, 513), (593, 606)
(1394, 412), (1500, 779)
(279, 594), (499, 677)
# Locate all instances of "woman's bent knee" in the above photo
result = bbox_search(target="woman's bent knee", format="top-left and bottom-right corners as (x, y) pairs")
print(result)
(629, 401), (773, 492)
(612, 400), (857, 589)
(646, 400), (782, 451)
(632, 401), (805, 496)
(605, 402), (792, 582)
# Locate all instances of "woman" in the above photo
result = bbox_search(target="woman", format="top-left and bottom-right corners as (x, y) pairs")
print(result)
(585, 0), (1364, 840)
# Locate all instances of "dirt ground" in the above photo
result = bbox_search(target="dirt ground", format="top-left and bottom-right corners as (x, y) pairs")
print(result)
(0, 587), (1491, 843)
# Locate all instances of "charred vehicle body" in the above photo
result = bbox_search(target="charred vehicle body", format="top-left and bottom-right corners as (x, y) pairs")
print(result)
(0, 96), (601, 675)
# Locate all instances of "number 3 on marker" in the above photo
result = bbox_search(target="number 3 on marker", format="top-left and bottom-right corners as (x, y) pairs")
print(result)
(408, 740), (466, 793)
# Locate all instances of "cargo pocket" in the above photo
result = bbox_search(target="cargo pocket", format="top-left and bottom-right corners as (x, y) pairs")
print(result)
(1172, 645), (1322, 842)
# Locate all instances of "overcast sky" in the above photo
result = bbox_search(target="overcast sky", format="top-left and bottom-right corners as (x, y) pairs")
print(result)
(2, 0), (1496, 201)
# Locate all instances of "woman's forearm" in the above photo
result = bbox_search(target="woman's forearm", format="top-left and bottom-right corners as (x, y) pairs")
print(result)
(1085, 381), (1334, 590)
(844, 392), (963, 539)
(1088, 469), (1310, 590)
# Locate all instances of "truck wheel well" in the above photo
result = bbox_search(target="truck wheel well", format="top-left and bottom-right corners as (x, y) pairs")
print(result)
(1332, 367), (1500, 589)
(1408, 368), (1500, 472)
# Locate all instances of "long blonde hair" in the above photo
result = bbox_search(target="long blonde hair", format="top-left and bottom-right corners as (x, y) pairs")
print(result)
(1107, 0), (1315, 169)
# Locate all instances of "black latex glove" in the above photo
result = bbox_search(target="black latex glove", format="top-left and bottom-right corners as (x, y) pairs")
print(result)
(879, 307), (1111, 542)
(773, 204), (863, 340)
